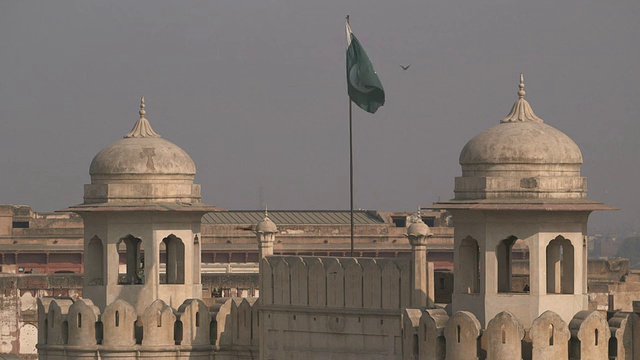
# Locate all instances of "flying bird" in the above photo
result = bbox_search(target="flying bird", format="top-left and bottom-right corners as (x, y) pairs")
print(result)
(399, 64), (411, 70)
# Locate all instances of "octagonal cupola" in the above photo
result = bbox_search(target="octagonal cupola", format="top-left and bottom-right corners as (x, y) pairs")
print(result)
(84, 97), (201, 204)
(455, 74), (586, 200)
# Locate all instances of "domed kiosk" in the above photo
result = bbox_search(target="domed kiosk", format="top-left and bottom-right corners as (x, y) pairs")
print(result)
(64, 97), (217, 313)
(437, 75), (615, 327)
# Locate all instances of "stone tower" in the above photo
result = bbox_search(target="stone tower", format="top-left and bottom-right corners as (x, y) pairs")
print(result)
(437, 75), (614, 327)
(65, 97), (216, 312)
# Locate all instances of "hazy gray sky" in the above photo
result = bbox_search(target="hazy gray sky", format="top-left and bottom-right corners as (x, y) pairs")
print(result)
(0, 0), (638, 235)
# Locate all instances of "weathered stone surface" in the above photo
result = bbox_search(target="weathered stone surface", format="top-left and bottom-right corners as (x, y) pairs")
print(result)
(608, 311), (640, 360)
(101, 299), (136, 346)
(66, 299), (100, 346)
(530, 310), (570, 360)
(419, 308), (448, 360)
(444, 311), (481, 360)
(569, 310), (611, 360)
(484, 311), (524, 360)
(141, 299), (176, 346)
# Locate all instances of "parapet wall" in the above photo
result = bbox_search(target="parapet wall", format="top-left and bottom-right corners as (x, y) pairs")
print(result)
(262, 255), (413, 309)
(37, 296), (259, 360)
(260, 256), (414, 359)
(402, 308), (640, 360)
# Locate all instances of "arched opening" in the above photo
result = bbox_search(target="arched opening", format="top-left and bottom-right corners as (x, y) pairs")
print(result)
(459, 236), (480, 294)
(546, 236), (574, 294)
(77, 313), (82, 328)
(497, 236), (529, 293)
(161, 235), (185, 284)
(117, 235), (144, 285)
(86, 236), (104, 286)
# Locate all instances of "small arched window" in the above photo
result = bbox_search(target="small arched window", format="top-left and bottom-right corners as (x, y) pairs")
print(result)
(546, 236), (574, 294)
(497, 236), (530, 293)
(459, 237), (480, 294)
(118, 235), (144, 285)
(161, 235), (185, 284)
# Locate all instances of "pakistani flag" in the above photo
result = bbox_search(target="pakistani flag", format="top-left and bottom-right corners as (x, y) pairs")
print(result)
(346, 19), (385, 114)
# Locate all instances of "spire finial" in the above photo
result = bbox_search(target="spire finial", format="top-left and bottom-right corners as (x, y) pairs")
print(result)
(417, 206), (421, 217)
(518, 73), (525, 99)
(501, 73), (543, 123)
(124, 96), (161, 138)
(139, 96), (146, 118)
(264, 204), (269, 219)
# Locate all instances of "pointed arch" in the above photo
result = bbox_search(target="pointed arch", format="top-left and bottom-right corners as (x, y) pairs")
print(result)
(546, 236), (574, 294)
(86, 236), (104, 285)
(497, 236), (529, 293)
(117, 235), (144, 285)
(459, 236), (480, 294)
(161, 234), (185, 284)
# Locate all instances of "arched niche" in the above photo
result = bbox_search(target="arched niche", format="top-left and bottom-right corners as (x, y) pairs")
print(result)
(459, 236), (480, 294)
(161, 234), (185, 284)
(86, 236), (104, 286)
(497, 236), (530, 293)
(117, 235), (144, 285)
(546, 236), (574, 294)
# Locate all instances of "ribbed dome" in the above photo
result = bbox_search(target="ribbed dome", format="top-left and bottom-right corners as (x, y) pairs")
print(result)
(407, 220), (430, 237)
(256, 209), (278, 233)
(459, 121), (583, 166)
(256, 217), (278, 233)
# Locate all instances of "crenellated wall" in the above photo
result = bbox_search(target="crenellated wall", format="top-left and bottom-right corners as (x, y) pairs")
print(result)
(402, 308), (640, 360)
(37, 296), (259, 360)
(259, 255), (425, 360)
(261, 255), (418, 309)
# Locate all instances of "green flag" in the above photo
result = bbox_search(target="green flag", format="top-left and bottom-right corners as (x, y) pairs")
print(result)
(346, 19), (385, 114)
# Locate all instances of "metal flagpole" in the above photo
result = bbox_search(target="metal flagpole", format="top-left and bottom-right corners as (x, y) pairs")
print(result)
(349, 99), (354, 257)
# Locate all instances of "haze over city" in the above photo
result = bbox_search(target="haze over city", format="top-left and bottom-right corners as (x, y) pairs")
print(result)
(1, 0), (638, 236)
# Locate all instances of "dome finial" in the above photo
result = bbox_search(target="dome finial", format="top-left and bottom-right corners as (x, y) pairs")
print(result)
(139, 96), (146, 118)
(264, 204), (269, 219)
(501, 73), (543, 123)
(124, 96), (161, 138)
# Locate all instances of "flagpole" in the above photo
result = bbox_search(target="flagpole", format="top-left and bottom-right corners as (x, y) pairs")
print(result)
(346, 15), (355, 257)
(349, 98), (354, 257)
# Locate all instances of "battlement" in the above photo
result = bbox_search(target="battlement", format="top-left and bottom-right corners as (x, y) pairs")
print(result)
(37, 296), (259, 359)
(402, 308), (640, 360)
(261, 255), (421, 309)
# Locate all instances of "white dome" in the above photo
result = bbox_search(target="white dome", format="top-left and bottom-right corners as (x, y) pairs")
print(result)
(83, 97), (201, 204)
(90, 137), (196, 181)
(454, 75), (586, 200)
(459, 121), (583, 166)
